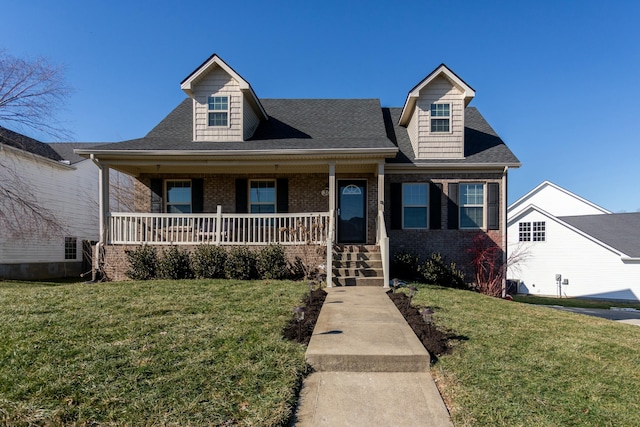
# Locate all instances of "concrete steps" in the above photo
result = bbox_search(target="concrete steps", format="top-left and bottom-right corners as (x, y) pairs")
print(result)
(331, 245), (384, 287)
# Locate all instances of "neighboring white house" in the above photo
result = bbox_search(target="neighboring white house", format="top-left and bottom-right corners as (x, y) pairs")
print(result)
(507, 181), (640, 301)
(0, 127), (100, 280)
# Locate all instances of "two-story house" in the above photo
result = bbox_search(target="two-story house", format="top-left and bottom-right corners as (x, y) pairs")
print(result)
(76, 54), (520, 285)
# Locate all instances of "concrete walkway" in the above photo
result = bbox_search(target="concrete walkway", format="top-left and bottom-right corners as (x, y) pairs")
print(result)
(292, 287), (453, 427)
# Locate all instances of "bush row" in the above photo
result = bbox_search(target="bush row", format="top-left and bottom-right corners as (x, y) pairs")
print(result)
(126, 244), (299, 281)
(391, 250), (468, 290)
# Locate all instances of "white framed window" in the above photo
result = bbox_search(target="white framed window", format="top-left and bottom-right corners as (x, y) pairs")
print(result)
(249, 180), (276, 213)
(430, 103), (451, 133)
(165, 180), (192, 213)
(64, 237), (77, 260)
(402, 183), (428, 229)
(208, 95), (229, 127)
(518, 221), (546, 242)
(459, 183), (484, 229)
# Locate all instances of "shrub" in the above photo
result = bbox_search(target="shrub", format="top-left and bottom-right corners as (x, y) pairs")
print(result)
(418, 252), (467, 290)
(157, 246), (193, 280)
(256, 244), (290, 280)
(225, 246), (257, 280)
(391, 251), (421, 281)
(125, 245), (158, 280)
(192, 245), (227, 279)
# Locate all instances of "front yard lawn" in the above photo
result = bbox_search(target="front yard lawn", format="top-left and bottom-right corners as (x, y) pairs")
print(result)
(0, 279), (308, 426)
(408, 284), (640, 426)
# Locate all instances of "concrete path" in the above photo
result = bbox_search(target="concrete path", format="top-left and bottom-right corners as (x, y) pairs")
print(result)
(543, 305), (640, 326)
(292, 287), (453, 427)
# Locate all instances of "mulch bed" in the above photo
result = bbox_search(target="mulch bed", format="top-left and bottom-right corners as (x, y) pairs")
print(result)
(283, 287), (459, 363)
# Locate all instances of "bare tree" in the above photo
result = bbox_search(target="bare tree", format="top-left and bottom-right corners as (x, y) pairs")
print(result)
(0, 51), (72, 238)
(0, 50), (72, 140)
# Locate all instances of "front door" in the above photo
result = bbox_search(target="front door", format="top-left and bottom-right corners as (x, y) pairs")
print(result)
(337, 180), (367, 243)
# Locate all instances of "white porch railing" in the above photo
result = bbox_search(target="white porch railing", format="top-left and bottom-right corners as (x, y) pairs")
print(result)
(108, 208), (330, 245)
(377, 210), (390, 289)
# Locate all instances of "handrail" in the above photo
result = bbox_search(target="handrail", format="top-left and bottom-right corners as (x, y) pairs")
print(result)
(326, 209), (335, 287)
(377, 210), (390, 289)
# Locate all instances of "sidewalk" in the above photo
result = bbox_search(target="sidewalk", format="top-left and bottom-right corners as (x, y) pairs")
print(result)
(292, 287), (453, 426)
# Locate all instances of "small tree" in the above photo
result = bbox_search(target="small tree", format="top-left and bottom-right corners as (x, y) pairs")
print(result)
(468, 233), (504, 297)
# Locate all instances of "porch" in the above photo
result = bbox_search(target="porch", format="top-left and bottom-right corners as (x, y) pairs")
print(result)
(101, 208), (389, 287)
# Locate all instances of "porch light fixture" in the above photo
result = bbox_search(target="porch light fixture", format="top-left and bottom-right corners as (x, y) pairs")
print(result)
(321, 187), (329, 197)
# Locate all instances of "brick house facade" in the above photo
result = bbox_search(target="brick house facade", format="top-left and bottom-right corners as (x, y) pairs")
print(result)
(76, 55), (520, 285)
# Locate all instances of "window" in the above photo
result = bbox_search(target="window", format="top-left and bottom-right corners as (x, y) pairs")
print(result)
(518, 222), (531, 241)
(166, 180), (192, 213)
(430, 103), (450, 133)
(533, 221), (546, 241)
(402, 183), (428, 228)
(65, 237), (77, 260)
(250, 180), (276, 213)
(519, 221), (546, 242)
(459, 183), (484, 229)
(208, 96), (228, 127)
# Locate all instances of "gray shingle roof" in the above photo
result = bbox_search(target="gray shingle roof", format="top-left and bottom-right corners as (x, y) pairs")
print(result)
(86, 98), (519, 167)
(559, 212), (640, 257)
(46, 143), (98, 164)
(0, 126), (64, 161)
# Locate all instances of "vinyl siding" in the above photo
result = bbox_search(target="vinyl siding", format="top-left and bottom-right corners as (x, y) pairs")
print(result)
(0, 150), (98, 264)
(416, 75), (464, 159)
(507, 211), (640, 301)
(243, 96), (260, 140)
(193, 67), (243, 142)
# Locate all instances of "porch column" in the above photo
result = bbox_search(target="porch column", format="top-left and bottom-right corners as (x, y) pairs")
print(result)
(377, 160), (385, 212)
(326, 162), (336, 288)
(98, 164), (110, 242)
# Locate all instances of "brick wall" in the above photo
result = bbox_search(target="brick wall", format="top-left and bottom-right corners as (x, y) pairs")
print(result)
(102, 243), (327, 282)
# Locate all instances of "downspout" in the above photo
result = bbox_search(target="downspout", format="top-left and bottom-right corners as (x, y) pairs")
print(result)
(502, 166), (508, 298)
(90, 154), (105, 281)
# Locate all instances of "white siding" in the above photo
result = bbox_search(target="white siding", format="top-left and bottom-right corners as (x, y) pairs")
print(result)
(415, 76), (465, 159)
(243, 96), (260, 140)
(407, 108), (419, 159)
(0, 150), (98, 264)
(509, 183), (609, 218)
(508, 211), (640, 301)
(193, 67), (243, 142)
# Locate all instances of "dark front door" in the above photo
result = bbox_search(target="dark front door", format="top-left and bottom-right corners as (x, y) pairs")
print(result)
(337, 180), (367, 243)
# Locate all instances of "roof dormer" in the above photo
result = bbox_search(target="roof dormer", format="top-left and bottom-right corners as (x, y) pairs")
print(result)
(180, 54), (268, 142)
(399, 64), (475, 159)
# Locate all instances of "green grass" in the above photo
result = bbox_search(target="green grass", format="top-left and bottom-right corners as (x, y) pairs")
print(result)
(0, 279), (309, 426)
(512, 294), (640, 310)
(405, 284), (640, 426)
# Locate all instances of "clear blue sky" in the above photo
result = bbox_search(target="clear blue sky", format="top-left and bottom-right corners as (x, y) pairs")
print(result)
(3, 0), (640, 212)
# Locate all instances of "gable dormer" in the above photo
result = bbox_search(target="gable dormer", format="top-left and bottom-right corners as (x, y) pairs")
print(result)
(180, 54), (268, 142)
(398, 64), (474, 159)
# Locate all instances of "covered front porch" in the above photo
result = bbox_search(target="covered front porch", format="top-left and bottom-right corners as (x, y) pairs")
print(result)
(86, 152), (393, 286)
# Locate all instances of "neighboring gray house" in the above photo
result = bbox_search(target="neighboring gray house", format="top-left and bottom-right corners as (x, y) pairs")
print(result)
(76, 54), (521, 283)
(508, 182), (640, 301)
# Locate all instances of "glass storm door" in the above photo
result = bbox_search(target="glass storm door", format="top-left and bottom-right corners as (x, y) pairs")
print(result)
(337, 180), (367, 243)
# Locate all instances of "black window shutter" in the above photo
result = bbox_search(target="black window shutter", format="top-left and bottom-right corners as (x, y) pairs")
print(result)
(276, 178), (288, 213)
(235, 179), (248, 213)
(429, 182), (442, 229)
(192, 178), (204, 213)
(447, 183), (459, 229)
(487, 182), (499, 230)
(390, 182), (402, 230)
(150, 179), (163, 213)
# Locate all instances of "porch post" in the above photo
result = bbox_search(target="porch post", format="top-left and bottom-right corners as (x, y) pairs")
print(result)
(98, 163), (110, 243)
(326, 162), (336, 288)
(377, 160), (385, 212)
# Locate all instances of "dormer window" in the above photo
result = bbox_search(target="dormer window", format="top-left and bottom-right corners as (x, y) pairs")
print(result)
(208, 96), (229, 127)
(430, 103), (450, 133)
